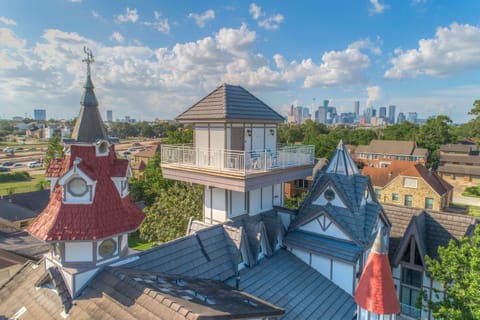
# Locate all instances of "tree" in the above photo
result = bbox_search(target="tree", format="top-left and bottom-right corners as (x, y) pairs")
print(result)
(416, 115), (456, 167)
(139, 182), (203, 243)
(380, 121), (419, 141)
(422, 225), (480, 319)
(44, 135), (64, 167)
(466, 100), (480, 138)
(165, 126), (193, 144)
(129, 153), (172, 206)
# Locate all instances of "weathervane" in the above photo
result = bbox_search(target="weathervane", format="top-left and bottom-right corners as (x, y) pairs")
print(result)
(82, 46), (95, 76)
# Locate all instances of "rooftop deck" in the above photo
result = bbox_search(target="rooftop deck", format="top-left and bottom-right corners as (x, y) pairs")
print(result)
(161, 144), (315, 176)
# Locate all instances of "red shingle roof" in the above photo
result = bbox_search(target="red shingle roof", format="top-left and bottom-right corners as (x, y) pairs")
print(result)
(362, 160), (453, 196)
(28, 145), (144, 241)
(354, 251), (400, 315)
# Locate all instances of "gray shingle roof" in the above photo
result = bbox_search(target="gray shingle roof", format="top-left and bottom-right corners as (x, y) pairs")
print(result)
(440, 143), (477, 154)
(176, 84), (285, 123)
(0, 259), (284, 320)
(125, 224), (237, 281)
(0, 221), (50, 260)
(2, 190), (49, 213)
(437, 163), (480, 175)
(285, 231), (362, 263)
(71, 74), (109, 143)
(383, 204), (478, 263)
(0, 200), (38, 222)
(292, 171), (387, 247)
(440, 154), (480, 165)
(225, 250), (356, 320)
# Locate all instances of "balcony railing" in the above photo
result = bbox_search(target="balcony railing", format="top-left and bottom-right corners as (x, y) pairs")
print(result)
(161, 144), (315, 175)
(400, 303), (422, 319)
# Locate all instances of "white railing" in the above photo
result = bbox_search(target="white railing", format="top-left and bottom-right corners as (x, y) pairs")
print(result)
(161, 144), (315, 175)
(400, 303), (421, 319)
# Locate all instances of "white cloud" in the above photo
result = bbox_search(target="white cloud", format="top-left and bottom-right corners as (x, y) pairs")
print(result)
(0, 16), (16, 26)
(0, 25), (378, 121)
(69, 0), (82, 3)
(109, 32), (124, 43)
(188, 9), (215, 28)
(142, 11), (170, 34)
(348, 38), (382, 55)
(249, 3), (284, 30)
(369, 0), (388, 15)
(0, 28), (26, 48)
(258, 14), (284, 31)
(115, 8), (139, 24)
(385, 23), (480, 79)
(366, 86), (381, 107)
(249, 3), (261, 20)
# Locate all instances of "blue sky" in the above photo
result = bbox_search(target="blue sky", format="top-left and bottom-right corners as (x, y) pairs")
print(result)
(1, 0), (480, 123)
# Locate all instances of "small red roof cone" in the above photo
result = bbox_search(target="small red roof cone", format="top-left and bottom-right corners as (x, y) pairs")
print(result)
(354, 227), (400, 315)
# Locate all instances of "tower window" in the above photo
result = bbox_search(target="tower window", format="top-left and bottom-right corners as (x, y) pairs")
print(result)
(68, 178), (88, 197)
(99, 239), (117, 258)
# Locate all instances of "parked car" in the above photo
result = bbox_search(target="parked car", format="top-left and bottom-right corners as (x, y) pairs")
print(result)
(28, 161), (42, 168)
(2, 161), (14, 166)
(2, 147), (14, 153)
(14, 163), (24, 167)
(14, 147), (24, 151)
(0, 166), (11, 172)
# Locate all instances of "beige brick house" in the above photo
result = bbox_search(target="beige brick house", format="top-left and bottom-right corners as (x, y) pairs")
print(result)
(363, 160), (453, 211)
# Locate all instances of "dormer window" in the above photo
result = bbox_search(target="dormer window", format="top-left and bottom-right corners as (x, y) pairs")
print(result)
(98, 238), (117, 259)
(324, 189), (335, 201)
(67, 177), (88, 197)
(96, 139), (110, 156)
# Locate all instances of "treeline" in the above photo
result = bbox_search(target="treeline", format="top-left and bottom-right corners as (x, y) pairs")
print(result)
(108, 121), (184, 139)
(279, 114), (476, 167)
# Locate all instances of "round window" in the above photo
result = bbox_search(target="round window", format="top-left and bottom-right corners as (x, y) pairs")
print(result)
(68, 178), (88, 196)
(99, 239), (117, 258)
(324, 189), (335, 201)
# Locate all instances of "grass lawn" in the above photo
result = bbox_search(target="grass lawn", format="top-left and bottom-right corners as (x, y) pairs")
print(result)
(468, 205), (480, 217)
(0, 174), (47, 195)
(128, 234), (157, 251)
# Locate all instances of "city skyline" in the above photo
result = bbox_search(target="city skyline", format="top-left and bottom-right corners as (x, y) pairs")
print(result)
(1, 1), (480, 123)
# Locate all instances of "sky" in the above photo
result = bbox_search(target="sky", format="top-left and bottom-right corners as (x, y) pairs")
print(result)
(1, 0), (480, 124)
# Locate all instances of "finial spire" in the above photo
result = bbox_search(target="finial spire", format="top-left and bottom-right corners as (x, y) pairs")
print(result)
(325, 140), (359, 176)
(82, 46), (94, 76)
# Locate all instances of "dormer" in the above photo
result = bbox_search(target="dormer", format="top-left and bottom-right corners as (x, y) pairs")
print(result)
(111, 160), (131, 198)
(312, 184), (347, 208)
(58, 158), (96, 204)
(96, 139), (110, 157)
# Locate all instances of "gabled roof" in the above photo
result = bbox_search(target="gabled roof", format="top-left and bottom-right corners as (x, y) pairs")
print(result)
(292, 171), (388, 246)
(383, 204), (478, 263)
(354, 139), (424, 156)
(393, 213), (428, 266)
(2, 190), (50, 213)
(354, 228), (400, 315)
(363, 160), (453, 196)
(440, 143), (476, 154)
(440, 154), (480, 165)
(0, 221), (50, 260)
(438, 163), (480, 176)
(71, 73), (109, 143)
(134, 143), (160, 158)
(0, 200), (38, 222)
(124, 224), (238, 281)
(28, 145), (144, 241)
(176, 83), (285, 123)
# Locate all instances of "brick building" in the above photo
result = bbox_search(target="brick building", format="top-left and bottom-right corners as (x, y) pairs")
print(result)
(437, 143), (480, 183)
(363, 160), (453, 211)
(350, 140), (428, 168)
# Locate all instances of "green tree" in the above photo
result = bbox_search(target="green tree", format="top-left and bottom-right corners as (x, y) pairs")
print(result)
(44, 135), (64, 167)
(165, 126), (193, 144)
(422, 225), (480, 319)
(466, 100), (480, 138)
(139, 182), (203, 243)
(416, 115), (456, 167)
(129, 153), (172, 206)
(380, 121), (419, 141)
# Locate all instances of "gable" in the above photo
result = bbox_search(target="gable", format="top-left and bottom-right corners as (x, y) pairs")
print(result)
(299, 214), (351, 241)
(312, 185), (347, 208)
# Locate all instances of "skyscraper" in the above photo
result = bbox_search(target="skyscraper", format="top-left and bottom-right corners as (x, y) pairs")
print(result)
(379, 107), (387, 119)
(34, 109), (46, 121)
(354, 101), (360, 118)
(407, 112), (418, 123)
(388, 105), (396, 124)
(106, 110), (113, 122)
(397, 112), (406, 124)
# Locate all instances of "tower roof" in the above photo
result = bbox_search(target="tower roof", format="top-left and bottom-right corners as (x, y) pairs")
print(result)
(354, 228), (400, 315)
(325, 140), (359, 176)
(71, 50), (109, 143)
(176, 83), (285, 123)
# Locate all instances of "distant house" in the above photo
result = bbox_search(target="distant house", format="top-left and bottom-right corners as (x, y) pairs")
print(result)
(284, 158), (328, 198)
(437, 143), (480, 183)
(349, 140), (428, 168)
(384, 204), (478, 319)
(363, 160), (453, 211)
(0, 190), (50, 228)
(131, 143), (161, 176)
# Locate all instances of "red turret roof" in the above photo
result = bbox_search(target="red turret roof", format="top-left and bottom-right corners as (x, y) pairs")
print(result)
(354, 229), (400, 315)
(29, 145), (144, 241)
